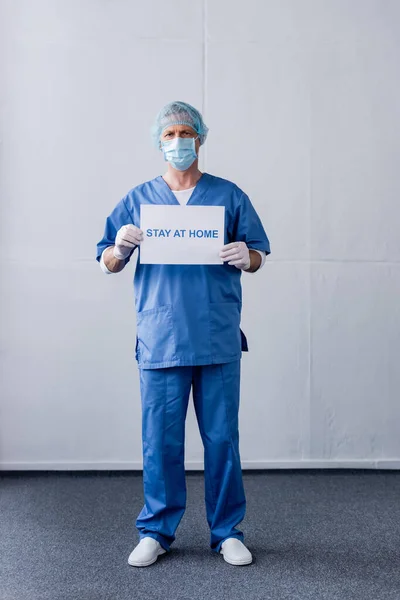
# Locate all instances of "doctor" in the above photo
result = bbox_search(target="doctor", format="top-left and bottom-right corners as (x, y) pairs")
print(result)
(96, 101), (270, 567)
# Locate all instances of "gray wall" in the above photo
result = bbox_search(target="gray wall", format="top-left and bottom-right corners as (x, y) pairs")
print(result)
(1, 0), (399, 469)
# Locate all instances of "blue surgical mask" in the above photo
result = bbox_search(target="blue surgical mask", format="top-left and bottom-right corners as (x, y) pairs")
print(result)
(161, 136), (198, 171)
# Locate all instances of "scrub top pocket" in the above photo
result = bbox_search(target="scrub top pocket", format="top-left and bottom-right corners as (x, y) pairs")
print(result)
(136, 305), (176, 365)
(209, 302), (242, 361)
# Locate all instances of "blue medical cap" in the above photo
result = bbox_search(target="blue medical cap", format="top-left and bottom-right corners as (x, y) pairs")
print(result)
(151, 101), (209, 147)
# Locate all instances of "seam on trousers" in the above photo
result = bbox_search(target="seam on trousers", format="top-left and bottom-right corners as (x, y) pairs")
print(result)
(220, 364), (234, 446)
(156, 371), (168, 536)
(219, 363), (233, 527)
(195, 369), (217, 512)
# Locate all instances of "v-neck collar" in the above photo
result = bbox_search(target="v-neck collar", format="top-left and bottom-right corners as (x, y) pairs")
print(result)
(153, 172), (211, 206)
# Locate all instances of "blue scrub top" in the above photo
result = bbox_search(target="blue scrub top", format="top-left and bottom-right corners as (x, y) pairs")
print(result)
(96, 173), (271, 369)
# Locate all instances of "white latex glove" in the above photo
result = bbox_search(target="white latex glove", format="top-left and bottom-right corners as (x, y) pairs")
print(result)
(113, 224), (143, 260)
(220, 241), (251, 270)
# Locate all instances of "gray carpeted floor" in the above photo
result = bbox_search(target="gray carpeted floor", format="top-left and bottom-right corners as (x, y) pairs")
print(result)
(1, 470), (399, 600)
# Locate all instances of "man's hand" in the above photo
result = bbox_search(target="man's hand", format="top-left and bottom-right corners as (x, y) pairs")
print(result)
(113, 224), (143, 260)
(220, 241), (251, 271)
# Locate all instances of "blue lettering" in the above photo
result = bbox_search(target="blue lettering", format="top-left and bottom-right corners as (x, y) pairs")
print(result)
(146, 229), (153, 237)
(188, 229), (219, 238)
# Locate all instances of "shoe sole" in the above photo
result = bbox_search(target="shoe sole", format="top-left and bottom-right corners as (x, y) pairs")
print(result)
(220, 550), (252, 566)
(128, 548), (166, 567)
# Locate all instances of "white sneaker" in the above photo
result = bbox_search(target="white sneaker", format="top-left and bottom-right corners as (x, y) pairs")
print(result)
(128, 537), (167, 567)
(220, 538), (253, 565)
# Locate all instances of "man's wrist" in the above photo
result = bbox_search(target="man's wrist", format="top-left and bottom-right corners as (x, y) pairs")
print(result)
(245, 250), (262, 272)
(113, 245), (129, 260)
(104, 246), (126, 273)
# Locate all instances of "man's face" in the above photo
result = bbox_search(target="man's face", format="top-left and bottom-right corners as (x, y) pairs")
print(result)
(161, 124), (200, 154)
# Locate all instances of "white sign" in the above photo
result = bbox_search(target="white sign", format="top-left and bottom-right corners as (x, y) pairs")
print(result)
(140, 205), (225, 265)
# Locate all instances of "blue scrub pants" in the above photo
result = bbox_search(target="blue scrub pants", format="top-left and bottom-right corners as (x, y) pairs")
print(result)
(135, 360), (246, 553)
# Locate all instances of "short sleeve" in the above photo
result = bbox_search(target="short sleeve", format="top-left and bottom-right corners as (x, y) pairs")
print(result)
(232, 193), (271, 255)
(95, 197), (135, 264)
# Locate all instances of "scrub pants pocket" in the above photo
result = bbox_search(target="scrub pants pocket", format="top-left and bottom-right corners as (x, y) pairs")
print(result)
(136, 305), (176, 365)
